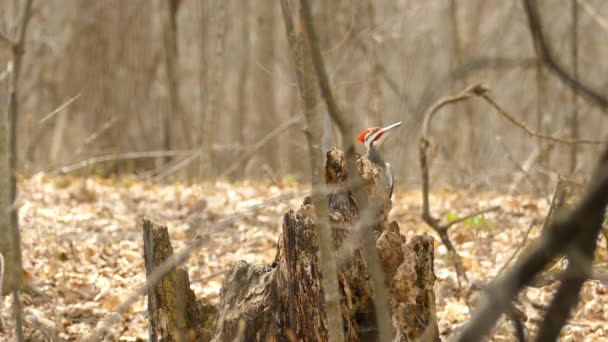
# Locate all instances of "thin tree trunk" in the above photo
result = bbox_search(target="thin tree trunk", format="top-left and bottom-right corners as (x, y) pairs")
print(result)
(569, 0), (579, 174)
(235, 0), (251, 179)
(160, 0), (189, 165)
(298, 0), (394, 339)
(449, 0), (476, 172)
(533, 13), (550, 189)
(200, 0), (226, 179)
(1, 2), (34, 341)
(255, 1), (279, 174)
(280, 1), (345, 340)
(197, 0), (209, 180)
(365, 0), (384, 124)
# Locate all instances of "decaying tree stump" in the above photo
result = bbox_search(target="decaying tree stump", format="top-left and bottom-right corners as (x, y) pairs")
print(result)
(212, 149), (439, 341)
(142, 218), (216, 341)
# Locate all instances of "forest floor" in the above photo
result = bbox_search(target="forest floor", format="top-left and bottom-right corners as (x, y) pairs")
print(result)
(1, 175), (607, 341)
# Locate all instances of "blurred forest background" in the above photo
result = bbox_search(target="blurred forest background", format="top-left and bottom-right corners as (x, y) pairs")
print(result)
(2, 0), (606, 188)
(1, 0), (608, 340)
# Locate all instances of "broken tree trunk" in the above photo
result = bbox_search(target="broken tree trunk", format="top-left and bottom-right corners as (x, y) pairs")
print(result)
(142, 218), (216, 341)
(212, 149), (438, 341)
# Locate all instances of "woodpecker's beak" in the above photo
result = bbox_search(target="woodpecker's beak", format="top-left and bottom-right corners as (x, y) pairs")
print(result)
(380, 121), (402, 134)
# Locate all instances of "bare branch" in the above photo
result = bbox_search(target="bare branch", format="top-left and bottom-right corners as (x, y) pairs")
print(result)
(480, 93), (604, 145)
(48, 150), (195, 175)
(522, 0), (608, 109)
(0, 32), (13, 49)
(38, 93), (81, 124)
(577, 0), (608, 33)
(443, 206), (500, 229)
(220, 115), (303, 178)
(419, 83), (490, 285)
(456, 146), (608, 341)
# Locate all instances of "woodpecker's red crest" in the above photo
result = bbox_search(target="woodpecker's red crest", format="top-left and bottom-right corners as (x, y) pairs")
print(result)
(357, 122), (402, 147)
(357, 127), (383, 143)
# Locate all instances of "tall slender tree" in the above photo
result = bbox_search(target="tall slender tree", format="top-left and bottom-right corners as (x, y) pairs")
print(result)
(569, 0), (579, 174)
(255, 1), (279, 174)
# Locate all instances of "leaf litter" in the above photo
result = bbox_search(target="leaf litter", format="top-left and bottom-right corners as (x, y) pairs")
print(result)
(1, 174), (606, 340)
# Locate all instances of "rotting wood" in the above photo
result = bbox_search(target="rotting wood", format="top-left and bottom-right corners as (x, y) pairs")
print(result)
(142, 218), (216, 341)
(211, 149), (438, 341)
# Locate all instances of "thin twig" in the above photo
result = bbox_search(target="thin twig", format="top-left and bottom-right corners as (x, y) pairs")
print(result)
(0, 32), (13, 48)
(497, 136), (549, 201)
(481, 93), (604, 145)
(74, 117), (119, 156)
(220, 115), (303, 178)
(0, 252), (5, 331)
(497, 221), (536, 276)
(152, 150), (201, 182)
(577, 0), (608, 32)
(38, 93), (81, 124)
(443, 206), (500, 229)
(48, 150), (195, 175)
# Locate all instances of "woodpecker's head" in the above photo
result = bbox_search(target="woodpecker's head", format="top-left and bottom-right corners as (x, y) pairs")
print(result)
(357, 122), (402, 150)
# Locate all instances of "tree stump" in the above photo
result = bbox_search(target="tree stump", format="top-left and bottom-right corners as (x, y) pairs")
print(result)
(142, 218), (216, 341)
(211, 149), (439, 341)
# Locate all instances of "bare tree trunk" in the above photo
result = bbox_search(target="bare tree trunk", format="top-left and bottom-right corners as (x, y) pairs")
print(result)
(200, 0), (226, 179)
(449, 0), (476, 172)
(365, 0), (384, 124)
(531, 9), (551, 190)
(255, 1), (279, 175)
(0, 2), (33, 341)
(298, 0), (394, 339)
(235, 0), (251, 180)
(197, 0), (209, 180)
(569, 0), (579, 174)
(159, 0), (189, 165)
(280, 1), (344, 340)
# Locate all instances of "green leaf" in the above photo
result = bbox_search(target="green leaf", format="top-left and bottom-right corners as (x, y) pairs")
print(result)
(447, 212), (458, 222)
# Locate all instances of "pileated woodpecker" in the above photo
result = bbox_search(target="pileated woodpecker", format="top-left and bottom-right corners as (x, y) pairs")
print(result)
(357, 122), (402, 198)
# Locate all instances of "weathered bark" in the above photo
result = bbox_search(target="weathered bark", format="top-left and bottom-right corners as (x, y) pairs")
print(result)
(211, 149), (438, 341)
(142, 218), (216, 341)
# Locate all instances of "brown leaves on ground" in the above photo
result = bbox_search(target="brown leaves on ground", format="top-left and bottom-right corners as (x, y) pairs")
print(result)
(1, 175), (607, 340)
